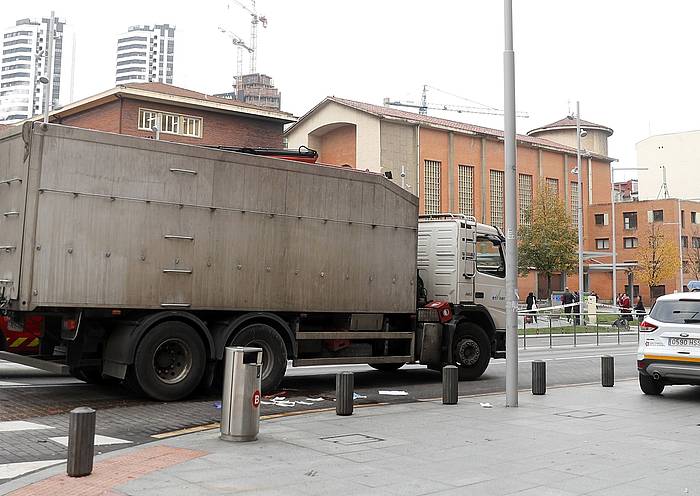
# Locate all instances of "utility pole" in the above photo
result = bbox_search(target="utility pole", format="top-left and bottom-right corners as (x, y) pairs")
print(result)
(503, 0), (518, 408)
(576, 102), (584, 297)
(43, 11), (55, 124)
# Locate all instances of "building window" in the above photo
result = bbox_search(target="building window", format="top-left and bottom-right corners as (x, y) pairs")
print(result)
(518, 173), (532, 226)
(570, 181), (579, 225)
(424, 160), (441, 215)
(138, 109), (158, 131)
(623, 212), (637, 230)
(546, 177), (559, 195)
(650, 209), (664, 222)
(623, 237), (638, 249)
(625, 284), (640, 297)
(594, 213), (609, 226)
(490, 169), (505, 230)
(161, 112), (180, 134)
(693, 237), (700, 249)
(595, 238), (609, 250)
(681, 210), (685, 228)
(182, 116), (202, 137)
(458, 165), (474, 217)
(682, 236), (688, 248)
(692, 212), (698, 224)
(137, 108), (202, 138)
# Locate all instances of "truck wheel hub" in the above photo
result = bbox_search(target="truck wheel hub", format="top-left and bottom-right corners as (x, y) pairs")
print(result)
(455, 338), (480, 366)
(153, 338), (192, 384)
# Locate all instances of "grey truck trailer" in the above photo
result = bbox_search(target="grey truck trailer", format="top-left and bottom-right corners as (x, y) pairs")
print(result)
(0, 123), (505, 400)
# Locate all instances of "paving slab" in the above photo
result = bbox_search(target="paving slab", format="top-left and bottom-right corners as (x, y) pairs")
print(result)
(2, 379), (700, 496)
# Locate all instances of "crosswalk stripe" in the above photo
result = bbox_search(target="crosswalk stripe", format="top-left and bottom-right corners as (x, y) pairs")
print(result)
(0, 421), (54, 432)
(0, 460), (65, 480)
(49, 434), (132, 447)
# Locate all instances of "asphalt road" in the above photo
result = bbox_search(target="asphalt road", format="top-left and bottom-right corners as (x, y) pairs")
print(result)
(0, 341), (640, 474)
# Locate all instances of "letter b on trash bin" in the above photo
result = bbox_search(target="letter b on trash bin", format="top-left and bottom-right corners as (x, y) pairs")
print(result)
(252, 390), (261, 408)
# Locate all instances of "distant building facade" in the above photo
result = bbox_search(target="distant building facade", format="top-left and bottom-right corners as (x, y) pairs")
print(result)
(115, 24), (175, 84)
(0, 16), (72, 122)
(636, 131), (700, 201)
(285, 97), (616, 300)
(45, 82), (295, 148)
(215, 73), (281, 110)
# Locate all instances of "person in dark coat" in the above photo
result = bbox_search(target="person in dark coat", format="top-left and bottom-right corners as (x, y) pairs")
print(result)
(634, 295), (646, 322)
(526, 292), (538, 323)
(562, 287), (573, 322)
(573, 291), (581, 325)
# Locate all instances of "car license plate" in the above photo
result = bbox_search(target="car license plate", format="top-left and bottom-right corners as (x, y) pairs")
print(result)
(668, 337), (700, 347)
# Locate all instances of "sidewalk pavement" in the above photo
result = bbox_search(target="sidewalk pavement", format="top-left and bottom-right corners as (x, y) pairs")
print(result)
(2, 379), (700, 496)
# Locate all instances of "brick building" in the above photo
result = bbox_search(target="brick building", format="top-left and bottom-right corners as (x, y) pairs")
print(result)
(42, 82), (295, 147)
(285, 97), (616, 299)
(588, 197), (700, 303)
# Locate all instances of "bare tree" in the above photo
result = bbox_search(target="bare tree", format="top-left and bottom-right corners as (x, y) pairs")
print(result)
(686, 229), (700, 281)
(635, 223), (681, 294)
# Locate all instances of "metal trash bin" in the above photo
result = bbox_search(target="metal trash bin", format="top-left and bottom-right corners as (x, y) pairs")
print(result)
(220, 346), (263, 442)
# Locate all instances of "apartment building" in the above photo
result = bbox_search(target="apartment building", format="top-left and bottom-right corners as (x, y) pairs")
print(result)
(588, 198), (700, 302)
(115, 24), (175, 85)
(0, 16), (71, 122)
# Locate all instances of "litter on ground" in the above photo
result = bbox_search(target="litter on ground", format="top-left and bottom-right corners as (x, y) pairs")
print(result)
(378, 390), (409, 396)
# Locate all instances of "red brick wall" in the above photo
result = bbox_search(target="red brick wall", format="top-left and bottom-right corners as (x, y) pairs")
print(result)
(318, 125), (356, 167)
(58, 97), (284, 148)
(59, 100), (122, 134)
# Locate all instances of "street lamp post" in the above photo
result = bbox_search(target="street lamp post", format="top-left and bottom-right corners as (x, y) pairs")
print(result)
(576, 103), (584, 296)
(503, 0), (518, 408)
(43, 11), (55, 124)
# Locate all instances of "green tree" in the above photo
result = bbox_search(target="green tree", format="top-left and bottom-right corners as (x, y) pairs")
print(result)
(518, 180), (578, 296)
(635, 223), (681, 294)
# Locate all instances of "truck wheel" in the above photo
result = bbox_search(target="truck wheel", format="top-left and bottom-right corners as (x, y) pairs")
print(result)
(452, 323), (490, 381)
(369, 363), (404, 372)
(71, 367), (106, 385)
(131, 321), (206, 401)
(639, 373), (664, 395)
(230, 323), (287, 392)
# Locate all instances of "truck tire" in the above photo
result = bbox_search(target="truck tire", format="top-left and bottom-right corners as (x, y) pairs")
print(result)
(230, 323), (287, 392)
(71, 367), (106, 385)
(452, 323), (490, 381)
(131, 321), (206, 401)
(369, 363), (404, 372)
(639, 373), (664, 395)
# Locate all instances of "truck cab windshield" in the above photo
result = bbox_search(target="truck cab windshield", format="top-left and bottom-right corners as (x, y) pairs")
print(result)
(475, 236), (505, 278)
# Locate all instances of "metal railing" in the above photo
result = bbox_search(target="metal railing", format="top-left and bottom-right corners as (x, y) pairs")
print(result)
(517, 305), (641, 349)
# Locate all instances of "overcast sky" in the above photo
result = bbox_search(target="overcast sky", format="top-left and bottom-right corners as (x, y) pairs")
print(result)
(3, 1), (699, 176)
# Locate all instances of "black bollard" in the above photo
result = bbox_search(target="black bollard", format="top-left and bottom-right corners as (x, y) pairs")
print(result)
(67, 407), (96, 477)
(442, 365), (458, 404)
(336, 372), (354, 416)
(601, 355), (614, 387)
(532, 360), (546, 395)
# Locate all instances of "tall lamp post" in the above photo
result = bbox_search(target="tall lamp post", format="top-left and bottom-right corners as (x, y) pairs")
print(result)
(575, 103), (585, 296)
(503, 0), (518, 408)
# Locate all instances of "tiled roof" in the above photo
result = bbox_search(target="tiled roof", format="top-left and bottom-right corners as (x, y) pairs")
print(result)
(527, 115), (613, 136)
(120, 82), (295, 119)
(290, 96), (613, 161)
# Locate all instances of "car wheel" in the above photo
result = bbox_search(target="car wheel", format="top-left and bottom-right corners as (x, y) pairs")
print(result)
(230, 323), (287, 392)
(452, 323), (491, 380)
(639, 372), (664, 395)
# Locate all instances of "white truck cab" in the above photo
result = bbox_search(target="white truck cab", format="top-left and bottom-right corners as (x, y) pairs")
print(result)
(417, 214), (506, 379)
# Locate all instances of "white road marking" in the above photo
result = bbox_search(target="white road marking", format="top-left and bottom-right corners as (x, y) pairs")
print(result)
(0, 459), (64, 479)
(0, 421), (54, 432)
(49, 434), (132, 447)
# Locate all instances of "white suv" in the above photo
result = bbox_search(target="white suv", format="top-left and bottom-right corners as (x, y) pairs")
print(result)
(637, 292), (700, 395)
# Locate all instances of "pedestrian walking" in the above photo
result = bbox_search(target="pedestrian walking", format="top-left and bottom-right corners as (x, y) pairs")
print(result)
(562, 287), (573, 322)
(573, 291), (581, 326)
(526, 292), (538, 323)
(634, 295), (646, 322)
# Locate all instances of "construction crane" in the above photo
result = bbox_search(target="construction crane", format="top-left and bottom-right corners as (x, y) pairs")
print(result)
(384, 84), (529, 118)
(218, 26), (253, 94)
(229, 0), (267, 74)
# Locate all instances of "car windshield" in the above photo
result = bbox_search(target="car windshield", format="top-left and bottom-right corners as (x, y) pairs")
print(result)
(649, 299), (700, 324)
